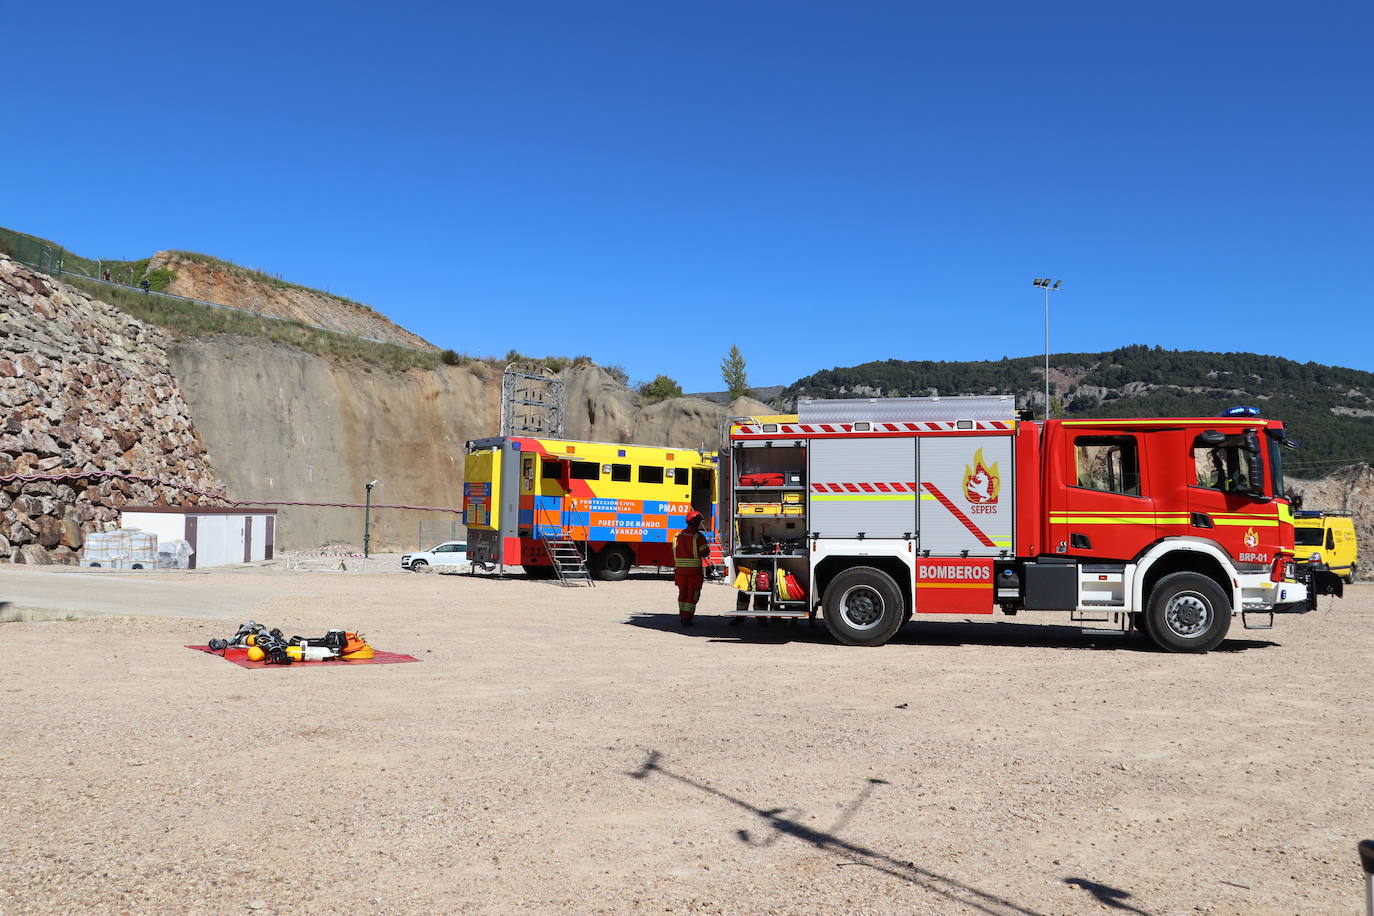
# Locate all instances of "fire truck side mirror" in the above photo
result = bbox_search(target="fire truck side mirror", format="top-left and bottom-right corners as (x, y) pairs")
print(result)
(1197, 430), (1227, 446)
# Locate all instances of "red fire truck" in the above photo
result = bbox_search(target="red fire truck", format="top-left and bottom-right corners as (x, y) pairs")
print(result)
(723, 396), (1339, 651)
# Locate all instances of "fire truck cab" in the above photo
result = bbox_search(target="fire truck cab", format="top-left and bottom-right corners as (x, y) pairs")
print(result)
(724, 396), (1326, 652)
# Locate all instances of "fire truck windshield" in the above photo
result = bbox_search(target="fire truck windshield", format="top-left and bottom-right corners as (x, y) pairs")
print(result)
(1265, 430), (1286, 499)
(1191, 432), (1264, 496)
(1294, 527), (1323, 547)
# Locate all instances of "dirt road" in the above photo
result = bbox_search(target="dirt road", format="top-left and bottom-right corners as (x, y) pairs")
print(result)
(0, 568), (1369, 914)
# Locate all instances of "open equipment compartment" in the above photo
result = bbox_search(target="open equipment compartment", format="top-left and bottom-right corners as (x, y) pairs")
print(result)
(727, 423), (810, 617)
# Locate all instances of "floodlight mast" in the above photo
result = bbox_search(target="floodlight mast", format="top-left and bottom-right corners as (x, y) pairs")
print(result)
(1032, 279), (1062, 420)
(364, 480), (380, 558)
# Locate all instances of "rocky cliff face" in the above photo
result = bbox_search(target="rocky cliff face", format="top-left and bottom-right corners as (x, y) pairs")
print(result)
(0, 257), (224, 564)
(167, 337), (501, 550)
(149, 252), (435, 350)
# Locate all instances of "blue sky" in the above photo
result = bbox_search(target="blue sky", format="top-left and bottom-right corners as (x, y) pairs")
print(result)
(5, 1), (1371, 391)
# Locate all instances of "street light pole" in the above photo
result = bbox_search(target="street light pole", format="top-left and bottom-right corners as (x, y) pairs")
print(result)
(364, 480), (379, 558)
(1032, 279), (1062, 420)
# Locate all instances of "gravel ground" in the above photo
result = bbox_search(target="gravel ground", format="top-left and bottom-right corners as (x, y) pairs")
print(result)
(0, 569), (1370, 915)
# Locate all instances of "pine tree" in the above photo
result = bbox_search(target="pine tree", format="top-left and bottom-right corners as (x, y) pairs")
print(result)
(721, 344), (749, 401)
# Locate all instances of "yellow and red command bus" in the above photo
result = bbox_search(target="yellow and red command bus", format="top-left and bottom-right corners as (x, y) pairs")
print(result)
(463, 436), (718, 579)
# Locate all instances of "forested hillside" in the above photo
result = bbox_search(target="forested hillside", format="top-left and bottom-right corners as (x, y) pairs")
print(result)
(785, 345), (1374, 478)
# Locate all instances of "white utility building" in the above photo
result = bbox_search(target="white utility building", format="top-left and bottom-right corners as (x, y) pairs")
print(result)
(120, 507), (277, 569)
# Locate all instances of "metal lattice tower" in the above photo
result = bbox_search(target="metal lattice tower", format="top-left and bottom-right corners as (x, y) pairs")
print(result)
(500, 363), (565, 437)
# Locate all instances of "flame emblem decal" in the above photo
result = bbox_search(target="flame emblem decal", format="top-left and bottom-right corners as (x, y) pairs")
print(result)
(963, 448), (1000, 504)
(1244, 527), (1259, 548)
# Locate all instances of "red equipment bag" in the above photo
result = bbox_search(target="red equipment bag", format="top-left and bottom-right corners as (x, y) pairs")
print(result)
(739, 472), (784, 487)
(755, 570), (771, 592)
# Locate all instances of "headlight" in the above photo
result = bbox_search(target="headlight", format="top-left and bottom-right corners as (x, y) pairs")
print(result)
(1309, 552), (1321, 563)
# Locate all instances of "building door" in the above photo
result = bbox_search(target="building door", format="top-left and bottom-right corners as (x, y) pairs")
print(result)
(243, 516), (252, 563)
(265, 516), (275, 560)
(184, 516), (198, 570)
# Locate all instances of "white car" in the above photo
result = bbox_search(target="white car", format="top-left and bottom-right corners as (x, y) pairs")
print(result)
(402, 541), (468, 572)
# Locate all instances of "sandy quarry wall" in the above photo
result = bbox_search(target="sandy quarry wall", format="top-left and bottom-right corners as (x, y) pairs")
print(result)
(0, 257), (224, 564)
(167, 339), (499, 551)
(168, 347), (772, 552)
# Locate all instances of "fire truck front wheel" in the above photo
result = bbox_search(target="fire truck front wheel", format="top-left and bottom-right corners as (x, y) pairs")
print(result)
(1144, 572), (1232, 653)
(823, 567), (905, 647)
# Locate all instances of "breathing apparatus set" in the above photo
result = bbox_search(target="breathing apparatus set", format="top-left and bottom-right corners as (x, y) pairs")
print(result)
(207, 621), (375, 664)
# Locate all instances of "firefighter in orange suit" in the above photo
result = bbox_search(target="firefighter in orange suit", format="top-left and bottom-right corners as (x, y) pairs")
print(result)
(673, 510), (710, 626)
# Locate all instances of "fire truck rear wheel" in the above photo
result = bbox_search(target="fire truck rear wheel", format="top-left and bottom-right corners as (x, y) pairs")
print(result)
(594, 545), (633, 581)
(822, 566), (905, 647)
(1144, 572), (1231, 653)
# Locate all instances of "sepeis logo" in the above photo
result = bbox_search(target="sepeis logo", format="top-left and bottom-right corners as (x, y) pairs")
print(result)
(963, 447), (1000, 514)
(1243, 527), (1259, 548)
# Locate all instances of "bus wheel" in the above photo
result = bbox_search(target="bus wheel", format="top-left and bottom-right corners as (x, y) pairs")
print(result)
(822, 566), (904, 647)
(594, 545), (633, 581)
(1144, 572), (1231, 653)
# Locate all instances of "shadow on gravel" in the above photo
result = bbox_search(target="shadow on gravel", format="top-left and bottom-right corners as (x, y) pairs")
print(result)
(1062, 877), (1151, 914)
(894, 620), (1278, 654)
(624, 613), (1278, 653)
(624, 612), (829, 645)
(627, 749), (1043, 916)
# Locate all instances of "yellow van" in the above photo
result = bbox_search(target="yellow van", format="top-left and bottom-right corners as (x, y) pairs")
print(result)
(1293, 511), (1358, 582)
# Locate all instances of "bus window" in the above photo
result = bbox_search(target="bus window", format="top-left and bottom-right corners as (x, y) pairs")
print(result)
(638, 466), (664, 484)
(610, 464), (632, 482)
(569, 461), (600, 480)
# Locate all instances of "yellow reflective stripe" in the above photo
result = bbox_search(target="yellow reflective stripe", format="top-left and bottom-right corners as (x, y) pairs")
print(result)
(918, 583), (990, 589)
(674, 559), (702, 567)
(811, 494), (916, 502)
(1211, 518), (1278, 527)
(1277, 504), (1294, 524)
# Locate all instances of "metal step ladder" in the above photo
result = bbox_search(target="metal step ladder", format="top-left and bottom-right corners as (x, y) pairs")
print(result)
(705, 537), (727, 582)
(546, 539), (595, 587)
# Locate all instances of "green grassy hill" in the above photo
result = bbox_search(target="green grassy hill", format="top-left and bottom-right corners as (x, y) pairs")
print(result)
(785, 345), (1374, 478)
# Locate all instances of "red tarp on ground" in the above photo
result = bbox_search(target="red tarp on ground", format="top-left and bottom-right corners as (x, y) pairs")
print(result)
(186, 645), (420, 668)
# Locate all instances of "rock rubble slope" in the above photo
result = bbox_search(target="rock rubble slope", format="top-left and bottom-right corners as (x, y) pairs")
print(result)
(0, 256), (223, 564)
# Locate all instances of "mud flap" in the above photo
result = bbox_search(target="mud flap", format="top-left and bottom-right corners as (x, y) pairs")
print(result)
(1306, 569), (1344, 611)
